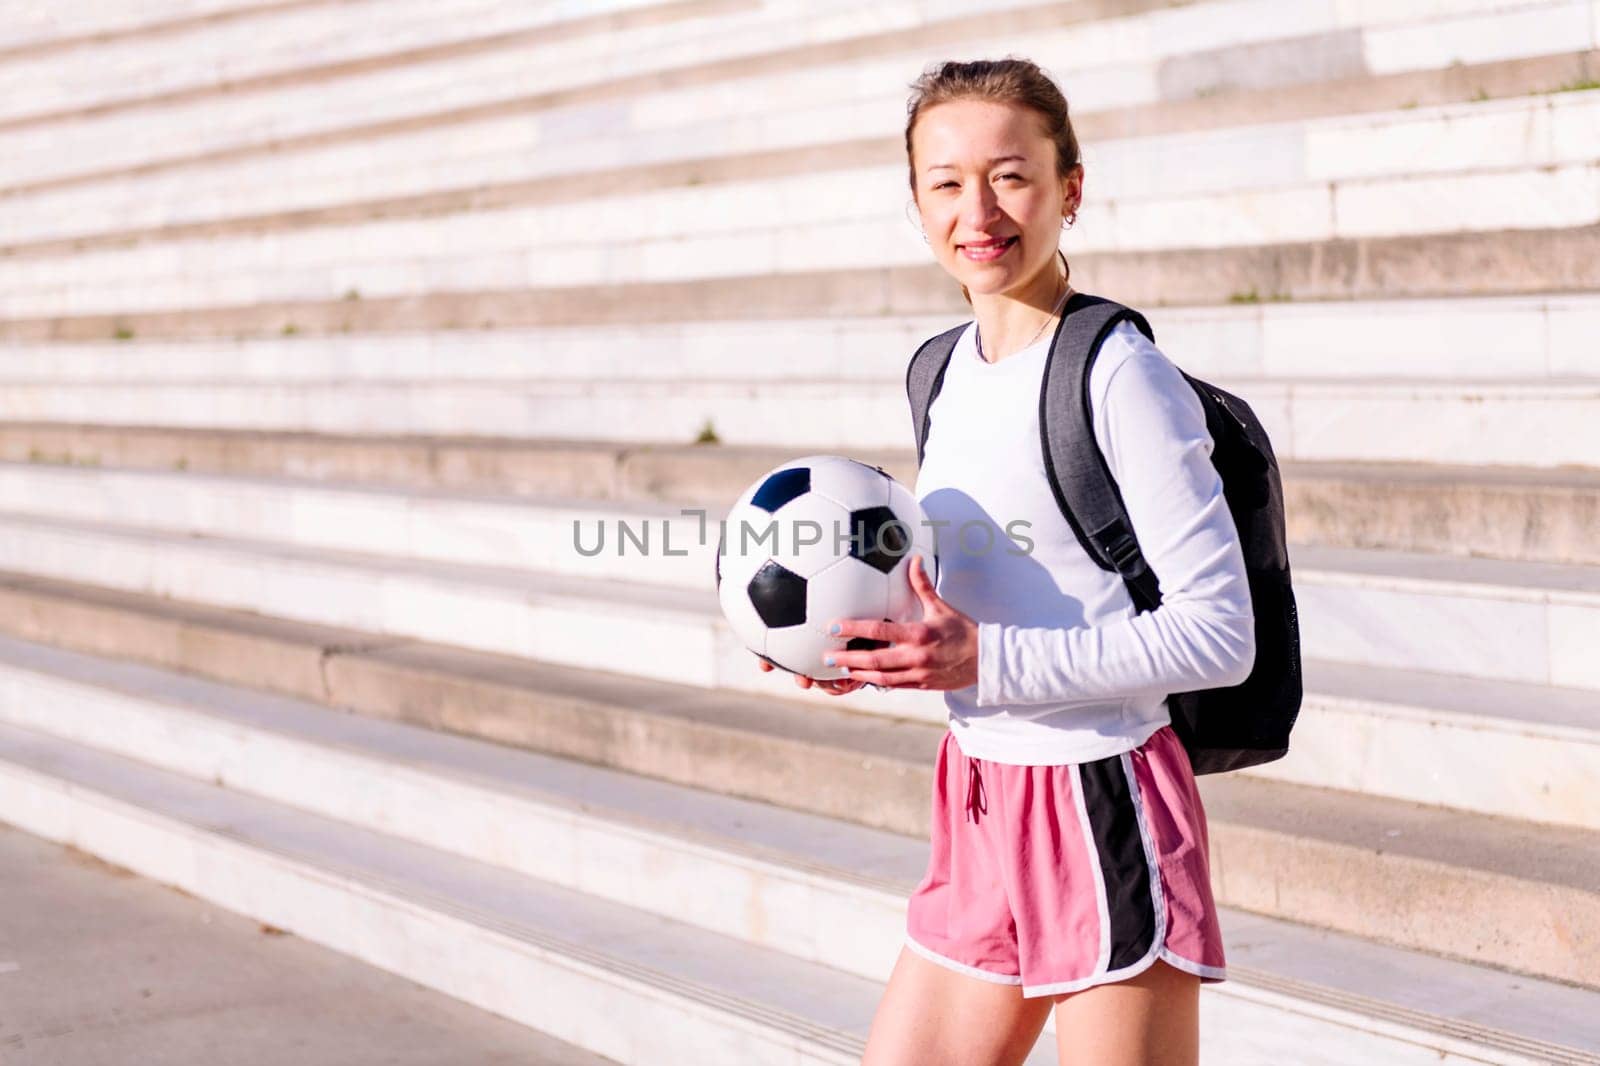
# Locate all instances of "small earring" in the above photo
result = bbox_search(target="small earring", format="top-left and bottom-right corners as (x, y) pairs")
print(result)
(1062, 211), (1077, 230)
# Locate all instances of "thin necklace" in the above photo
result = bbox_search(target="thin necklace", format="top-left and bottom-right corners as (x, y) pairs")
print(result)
(976, 281), (1073, 364)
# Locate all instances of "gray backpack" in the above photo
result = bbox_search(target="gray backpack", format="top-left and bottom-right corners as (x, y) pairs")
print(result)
(906, 293), (1302, 774)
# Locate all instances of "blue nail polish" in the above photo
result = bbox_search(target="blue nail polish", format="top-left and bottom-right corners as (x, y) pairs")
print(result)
(824, 656), (835, 667)
(829, 623), (841, 635)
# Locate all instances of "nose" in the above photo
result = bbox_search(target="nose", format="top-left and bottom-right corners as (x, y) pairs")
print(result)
(958, 181), (1001, 231)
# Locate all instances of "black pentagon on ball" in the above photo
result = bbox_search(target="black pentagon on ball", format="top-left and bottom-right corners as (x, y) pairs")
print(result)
(849, 505), (911, 574)
(750, 467), (810, 513)
(748, 559), (808, 628)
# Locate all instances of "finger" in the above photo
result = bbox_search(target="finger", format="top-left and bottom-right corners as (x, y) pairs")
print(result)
(757, 658), (773, 672)
(825, 642), (924, 674)
(830, 665), (931, 690)
(794, 674), (813, 689)
(827, 617), (916, 646)
(910, 554), (943, 611)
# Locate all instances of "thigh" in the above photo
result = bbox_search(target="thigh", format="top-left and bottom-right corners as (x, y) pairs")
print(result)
(1051, 958), (1199, 1066)
(862, 945), (1053, 1066)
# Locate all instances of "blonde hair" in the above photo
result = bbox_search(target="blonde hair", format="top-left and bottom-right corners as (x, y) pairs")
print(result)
(904, 57), (1079, 303)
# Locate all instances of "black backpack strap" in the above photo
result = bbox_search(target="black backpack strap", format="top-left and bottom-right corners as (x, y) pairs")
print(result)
(906, 323), (968, 466)
(1039, 293), (1162, 612)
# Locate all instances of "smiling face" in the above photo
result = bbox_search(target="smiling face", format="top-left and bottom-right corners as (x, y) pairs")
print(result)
(909, 98), (1081, 301)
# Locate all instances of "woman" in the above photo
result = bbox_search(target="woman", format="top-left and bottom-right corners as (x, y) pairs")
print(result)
(761, 57), (1253, 1065)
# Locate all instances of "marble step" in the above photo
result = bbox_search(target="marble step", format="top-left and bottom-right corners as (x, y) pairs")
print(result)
(2, 427), (1595, 566)
(0, 294), (1595, 383)
(10, 224), (1600, 342)
(1, 558), (1597, 836)
(0, 503), (1591, 694)
(0, 372), (1593, 469)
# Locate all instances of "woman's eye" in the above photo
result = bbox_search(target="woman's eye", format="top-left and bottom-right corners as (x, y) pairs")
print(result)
(927, 174), (1021, 191)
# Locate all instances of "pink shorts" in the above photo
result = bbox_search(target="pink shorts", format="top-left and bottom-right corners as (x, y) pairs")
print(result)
(905, 723), (1227, 998)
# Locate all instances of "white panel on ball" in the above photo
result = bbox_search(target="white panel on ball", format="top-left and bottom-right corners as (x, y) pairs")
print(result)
(768, 492), (853, 580)
(801, 453), (892, 512)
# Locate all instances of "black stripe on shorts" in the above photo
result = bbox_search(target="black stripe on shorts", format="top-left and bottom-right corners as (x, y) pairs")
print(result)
(1079, 752), (1156, 971)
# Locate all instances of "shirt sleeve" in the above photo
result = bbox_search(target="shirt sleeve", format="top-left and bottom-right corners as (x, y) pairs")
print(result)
(974, 324), (1256, 706)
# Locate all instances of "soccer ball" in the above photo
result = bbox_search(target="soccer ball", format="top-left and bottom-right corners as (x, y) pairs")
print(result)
(715, 455), (939, 681)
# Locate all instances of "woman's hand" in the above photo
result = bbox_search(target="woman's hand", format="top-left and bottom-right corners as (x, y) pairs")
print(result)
(756, 654), (866, 696)
(825, 555), (979, 691)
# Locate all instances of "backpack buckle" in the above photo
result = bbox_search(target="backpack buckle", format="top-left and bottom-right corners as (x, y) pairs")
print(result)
(1104, 530), (1143, 573)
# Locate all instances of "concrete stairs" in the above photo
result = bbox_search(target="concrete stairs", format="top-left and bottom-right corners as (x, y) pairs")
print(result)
(1, 625), (1596, 1063)
(2, 0), (1599, 1060)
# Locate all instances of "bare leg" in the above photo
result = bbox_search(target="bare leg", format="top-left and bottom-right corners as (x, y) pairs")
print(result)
(1051, 959), (1200, 1066)
(862, 944), (1054, 1066)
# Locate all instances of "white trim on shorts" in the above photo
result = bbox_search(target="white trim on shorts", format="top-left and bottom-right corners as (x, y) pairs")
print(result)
(1158, 949), (1227, 982)
(903, 932), (1023, 986)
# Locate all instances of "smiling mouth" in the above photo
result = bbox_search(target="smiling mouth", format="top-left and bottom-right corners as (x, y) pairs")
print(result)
(959, 236), (1018, 261)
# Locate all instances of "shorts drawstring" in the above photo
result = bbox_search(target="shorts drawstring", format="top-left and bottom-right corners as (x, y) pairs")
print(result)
(965, 757), (987, 824)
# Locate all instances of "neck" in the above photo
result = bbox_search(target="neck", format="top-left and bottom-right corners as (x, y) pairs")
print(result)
(972, 266), (1070, 364)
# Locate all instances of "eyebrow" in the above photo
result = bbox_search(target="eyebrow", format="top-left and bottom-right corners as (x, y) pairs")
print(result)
(926, 155), (1030, 172)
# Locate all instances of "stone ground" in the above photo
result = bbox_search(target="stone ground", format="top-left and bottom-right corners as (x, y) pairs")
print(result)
(0, 823), (615, 1065)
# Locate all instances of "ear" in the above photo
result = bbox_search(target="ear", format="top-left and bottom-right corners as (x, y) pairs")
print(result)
(1062, 163), (1084, 213)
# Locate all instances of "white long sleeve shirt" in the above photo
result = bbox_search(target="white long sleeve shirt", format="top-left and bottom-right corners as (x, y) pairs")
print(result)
(912, 318), (1255, 766)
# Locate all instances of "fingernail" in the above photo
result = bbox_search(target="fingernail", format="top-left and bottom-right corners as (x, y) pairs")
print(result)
(823, 656), (835, 667)
(829, 623), (841, 635)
